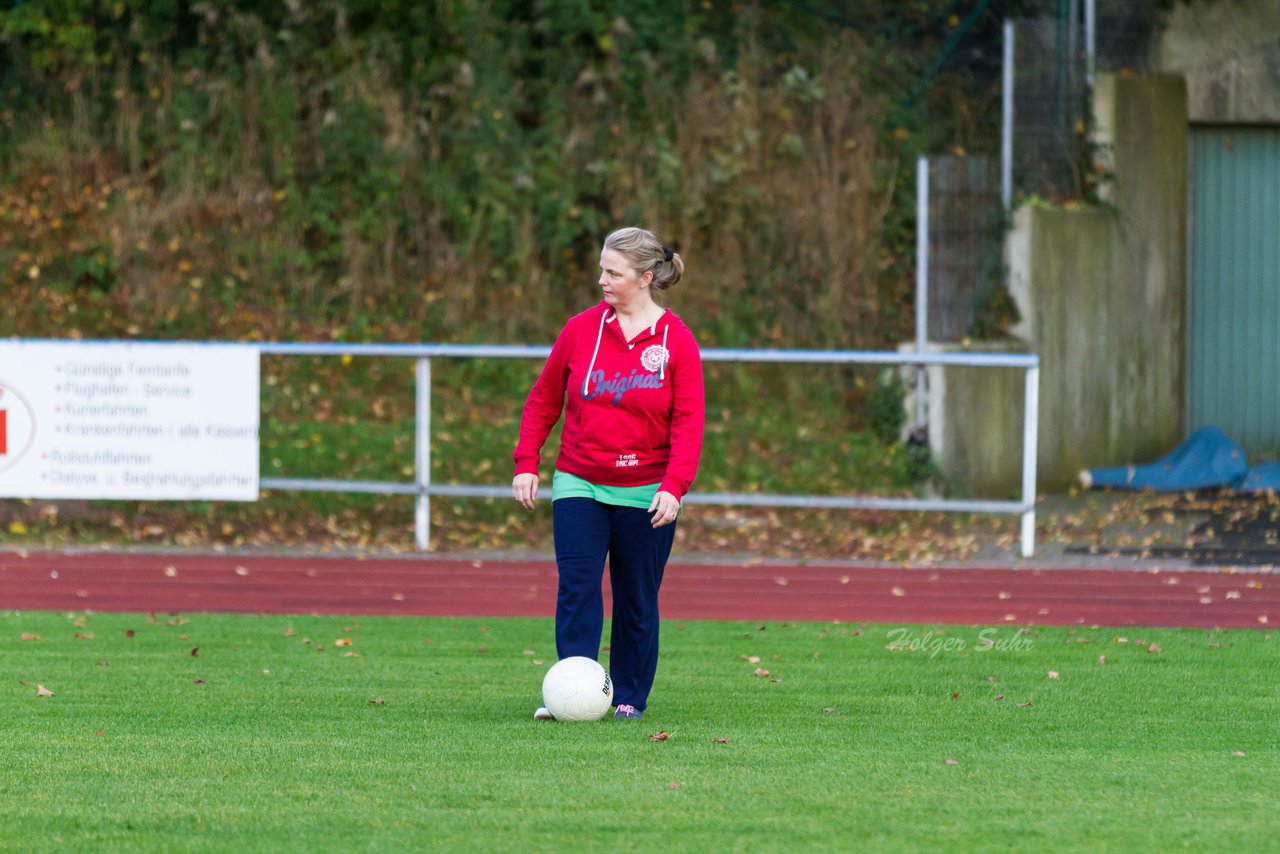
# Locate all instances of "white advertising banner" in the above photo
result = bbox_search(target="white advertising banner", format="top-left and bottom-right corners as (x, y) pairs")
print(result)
(0, 341), (260, 500)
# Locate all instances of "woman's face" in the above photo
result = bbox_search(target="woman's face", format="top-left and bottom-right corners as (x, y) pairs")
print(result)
(598, 248), (652, 308)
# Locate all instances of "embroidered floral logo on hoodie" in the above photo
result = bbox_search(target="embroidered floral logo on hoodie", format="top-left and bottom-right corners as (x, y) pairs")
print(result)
(640, 345), (669, 373)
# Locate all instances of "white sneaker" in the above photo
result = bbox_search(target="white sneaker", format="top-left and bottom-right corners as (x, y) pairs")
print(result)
(534, 706), (554, 721)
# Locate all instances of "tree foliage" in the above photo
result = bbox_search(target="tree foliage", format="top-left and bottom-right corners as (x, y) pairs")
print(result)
(0, 0), (1015, 347)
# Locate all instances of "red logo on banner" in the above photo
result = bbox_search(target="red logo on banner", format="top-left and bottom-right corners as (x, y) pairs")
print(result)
(0, 380), (35, 473)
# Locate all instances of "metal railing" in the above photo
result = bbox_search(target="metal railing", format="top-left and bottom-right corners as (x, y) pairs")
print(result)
(258, 343), (1041, 557)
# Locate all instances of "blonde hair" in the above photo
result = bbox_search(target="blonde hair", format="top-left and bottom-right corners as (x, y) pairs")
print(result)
(603, 227), (684, 291)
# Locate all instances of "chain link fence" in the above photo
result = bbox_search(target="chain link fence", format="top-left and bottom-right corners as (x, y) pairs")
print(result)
(924, 155), (1005, 342)
(922, 1), (1166, 344)
(1009, 15), (1088, 203)
(1008, 0), (1162, 204)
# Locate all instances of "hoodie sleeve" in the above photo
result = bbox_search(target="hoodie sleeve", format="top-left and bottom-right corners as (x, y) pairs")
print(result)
(659, 328), (705, 499)
(513, 323), (574, 477)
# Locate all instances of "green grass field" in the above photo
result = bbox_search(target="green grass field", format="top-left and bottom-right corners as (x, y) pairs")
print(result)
(3, 610), (1276, 852)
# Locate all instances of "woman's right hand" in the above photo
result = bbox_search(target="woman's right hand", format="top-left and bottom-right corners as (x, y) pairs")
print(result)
(512, 473), (540, 510)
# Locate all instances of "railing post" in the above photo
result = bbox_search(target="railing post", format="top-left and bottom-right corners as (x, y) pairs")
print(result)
(415, 357), (431, 550)
(1020, 363), (1040, 557)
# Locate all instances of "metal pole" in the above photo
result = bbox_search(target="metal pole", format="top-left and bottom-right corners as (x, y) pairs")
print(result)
(1084, 0), (1096, 89)
(914, 155), (929, 428)
(415, 357), (431, 550)
(1020, 364), (1040, 557)
(1001, 19), (1015, 210)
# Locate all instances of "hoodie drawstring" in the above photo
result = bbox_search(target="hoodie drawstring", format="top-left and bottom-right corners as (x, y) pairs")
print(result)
(659, 324), (669, 381)
(582, 310), (613, 397)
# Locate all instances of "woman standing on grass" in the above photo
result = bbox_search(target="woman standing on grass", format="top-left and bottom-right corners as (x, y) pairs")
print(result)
(512, 226), (705, 721)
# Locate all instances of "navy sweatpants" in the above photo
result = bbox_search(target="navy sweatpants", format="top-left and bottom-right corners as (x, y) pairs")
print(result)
(552, 497), (677, 711)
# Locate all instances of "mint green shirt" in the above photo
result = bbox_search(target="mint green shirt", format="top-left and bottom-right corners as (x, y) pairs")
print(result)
(551, 469), (659, 509)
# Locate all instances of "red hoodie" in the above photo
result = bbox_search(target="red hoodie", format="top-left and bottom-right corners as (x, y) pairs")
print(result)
(514, 302), (705, 499)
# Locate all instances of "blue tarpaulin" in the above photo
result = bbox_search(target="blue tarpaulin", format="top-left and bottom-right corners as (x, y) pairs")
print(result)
(1082, 426), (1250, 491)
(1240, 462), (1280, 493)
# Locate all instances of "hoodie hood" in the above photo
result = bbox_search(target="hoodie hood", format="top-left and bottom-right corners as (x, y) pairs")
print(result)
(581, 302), (681, 397)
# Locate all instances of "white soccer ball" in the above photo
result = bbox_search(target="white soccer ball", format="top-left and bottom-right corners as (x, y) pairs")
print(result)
(541, 656), (614, 722)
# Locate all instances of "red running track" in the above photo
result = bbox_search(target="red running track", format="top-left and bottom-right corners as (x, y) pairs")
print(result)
(1, 550), (1275, 629)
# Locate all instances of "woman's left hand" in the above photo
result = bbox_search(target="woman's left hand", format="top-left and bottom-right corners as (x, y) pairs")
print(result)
(648, 490), (682, 528)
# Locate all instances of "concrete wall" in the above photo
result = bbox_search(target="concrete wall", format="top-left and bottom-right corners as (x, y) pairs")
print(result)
(1160, 0), (1280, 123)
(926, 74), (1188, 493)
(911, 345), (1027, 498)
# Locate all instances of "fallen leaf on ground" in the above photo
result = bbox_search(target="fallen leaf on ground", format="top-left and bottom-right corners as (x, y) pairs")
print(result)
(369, 698), (385, 705)
(648, 731), (670, 741)
(752, 668), (771, 677)
(740, 655), (760, 663)
(335, 638), (353, 647)
(36, 684), (54, 697)
(943, 759), (959, 766)
(712, 737), (730, 743)
(1232, 751), (1245, 757)
(1047, 671), (1059, 679)
(191, 647), (199, 657)
(667, 781), (681, 788)
(20, 632), (40, 641)
(1147, 643), (1162, 653)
